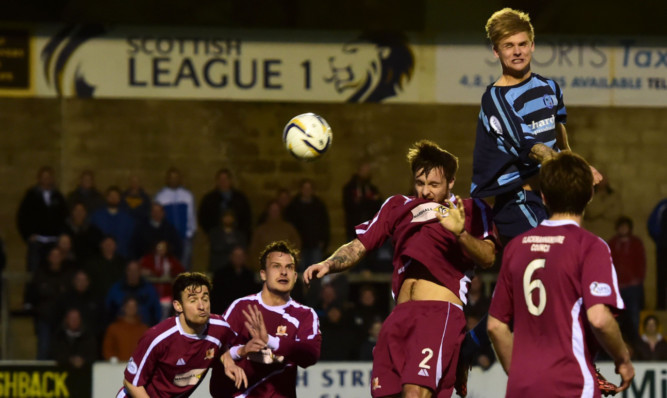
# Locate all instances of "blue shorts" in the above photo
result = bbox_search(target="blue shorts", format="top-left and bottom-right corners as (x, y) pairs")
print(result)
(493, 188), (547, 241)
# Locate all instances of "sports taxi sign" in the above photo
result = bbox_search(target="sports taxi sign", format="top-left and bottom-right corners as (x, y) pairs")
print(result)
(1, 24), (665, 107)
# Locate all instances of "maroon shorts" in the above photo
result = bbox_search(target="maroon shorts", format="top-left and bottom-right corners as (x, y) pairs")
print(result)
(370, 300), (466, 397)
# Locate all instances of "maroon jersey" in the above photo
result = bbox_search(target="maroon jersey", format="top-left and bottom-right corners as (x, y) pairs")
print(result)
(210, 292), (321, 398)
(356, 194), (498, 301)
(210, 292), (322, 398)
(117, 314), (235, 398)
(489, 220), (624, 397)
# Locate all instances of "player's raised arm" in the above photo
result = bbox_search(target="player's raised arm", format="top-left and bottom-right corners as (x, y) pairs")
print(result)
(303, 238), (366, 284)
(436, 196), (496, 268)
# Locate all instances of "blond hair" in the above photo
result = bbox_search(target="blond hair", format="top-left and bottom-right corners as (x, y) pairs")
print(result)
(485, 8), (534, 48)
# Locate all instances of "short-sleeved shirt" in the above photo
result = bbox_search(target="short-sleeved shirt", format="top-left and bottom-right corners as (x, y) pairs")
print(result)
(210, 292), (321, 398)
(355, 194), (498, 302)
(489, 220), (624, 397)
(471, 73), (567, 198)
(117, 314), (235, 398)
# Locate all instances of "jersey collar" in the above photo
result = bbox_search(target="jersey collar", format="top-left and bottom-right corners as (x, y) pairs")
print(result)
(541, 219), (580, 227)
(257, 291), (293, 310)
(175, 315), (209, 340)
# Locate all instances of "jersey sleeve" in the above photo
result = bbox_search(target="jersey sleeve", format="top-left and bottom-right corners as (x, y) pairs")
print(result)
(273, 308), (321, 368)
(223, 299), (249, 346)
(488, 244), (515, 324)
(581, 238), (624, 312)
(468, 198), (500, 247)
(355, 195), (402, 251)
(548, 79), (567, 125)
(124, 330), (163, 387)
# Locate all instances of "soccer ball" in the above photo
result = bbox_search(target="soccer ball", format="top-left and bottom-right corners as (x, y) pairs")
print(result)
(282, 113), (332, 161)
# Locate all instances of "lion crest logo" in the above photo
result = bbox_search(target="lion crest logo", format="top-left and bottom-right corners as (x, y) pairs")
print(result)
(325, 31), (415, 103)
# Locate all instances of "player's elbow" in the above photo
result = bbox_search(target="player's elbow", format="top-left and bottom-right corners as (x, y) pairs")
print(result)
(478, 254), (495, 269)
(486, 315), (505, 339)
(586, 304), (614, 332)
(486, 315), (511, 344)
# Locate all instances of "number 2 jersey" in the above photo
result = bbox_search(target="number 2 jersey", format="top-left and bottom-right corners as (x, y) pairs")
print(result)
(489, 220), (624, 398)
(355, 194), (498, 302)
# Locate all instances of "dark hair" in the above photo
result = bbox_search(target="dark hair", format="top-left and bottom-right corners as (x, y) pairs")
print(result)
(406, 140), (458, 182)
(615, 216), (633, 231)
(216, 168), (232, 178)
(172, 272), (212, 302)
(258, 240), (299, 270)
(37, 165), (54, 177)
(105, 185), (122, 195)
(643, 315), (660, 329)
(540, 152), (593, 215)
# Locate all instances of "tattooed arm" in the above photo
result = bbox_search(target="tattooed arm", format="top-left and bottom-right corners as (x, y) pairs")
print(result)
(303, 239), (367, 284)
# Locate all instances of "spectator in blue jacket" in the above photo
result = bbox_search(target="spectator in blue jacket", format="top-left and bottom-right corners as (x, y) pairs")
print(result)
(154, 168), (196, 269)
(90, 186), (135, 259)
(105, 261), (161, 327)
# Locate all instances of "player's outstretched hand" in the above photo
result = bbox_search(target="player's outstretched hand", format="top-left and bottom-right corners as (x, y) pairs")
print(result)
(615, 360), (634, 394)
(221, 351), (248, 389)
(590, 165), (603, 186)
(303, 262), (331, 285)
(435, 195), (465, 237)
(243, 305), (268, 344)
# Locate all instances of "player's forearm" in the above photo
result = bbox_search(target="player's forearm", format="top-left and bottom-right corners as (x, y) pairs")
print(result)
(587, 304), (632, 367)
(555, 123), (571, 152)
(274, 337), (321, 368)
(458, 234), (496, 269)
(323, 239), (366, 273)
(123, 380), (150, 398)
(529, 143), (557, 164)
(487, 315), (513, 374)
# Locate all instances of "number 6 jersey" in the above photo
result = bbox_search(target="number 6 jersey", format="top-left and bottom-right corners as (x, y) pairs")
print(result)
(489, 219), (624, 397)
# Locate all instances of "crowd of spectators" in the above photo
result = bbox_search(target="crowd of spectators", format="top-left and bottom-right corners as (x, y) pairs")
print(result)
(12, 164), (667, 365)
(14, 164), (393, 363)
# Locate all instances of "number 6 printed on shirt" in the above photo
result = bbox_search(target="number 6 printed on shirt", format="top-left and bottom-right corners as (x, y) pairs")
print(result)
(523, 259), (546, 316)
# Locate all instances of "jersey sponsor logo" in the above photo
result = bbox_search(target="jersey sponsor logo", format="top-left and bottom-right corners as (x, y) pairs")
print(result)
(205, 348), (215, 360)
(418, 368), (430, 377)
(529, 115), (555, 135)
(411, 202), (449, 223)
(173, 368), (207, 387)
(489, 115), (502, 135)
(372, 377), (382, 390)
(176, 358), (186, 366)
(590, 282), (613, 297)
(276, 325), (288, 336)
(543, 94), (555, 109)
(127, 357), (138, 374)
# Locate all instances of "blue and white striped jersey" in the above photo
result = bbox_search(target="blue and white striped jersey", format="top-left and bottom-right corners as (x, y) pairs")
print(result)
(471, 73), (566, 198)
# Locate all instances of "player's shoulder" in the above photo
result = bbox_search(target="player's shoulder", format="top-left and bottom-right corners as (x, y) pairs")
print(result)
(530, 73), (561, 90)
(286, 299), (319, 320)
(223, 292), (260, 317)
(141, 317), (180, 344)
(208, 313), (232, 329)
(386, 194), (413, 205)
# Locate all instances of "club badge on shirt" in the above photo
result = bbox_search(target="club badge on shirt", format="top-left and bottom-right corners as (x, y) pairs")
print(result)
(276, 326), (288, 336)
(205, 348), (215, 360)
